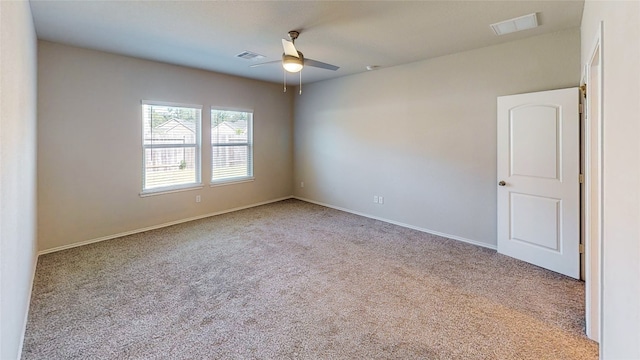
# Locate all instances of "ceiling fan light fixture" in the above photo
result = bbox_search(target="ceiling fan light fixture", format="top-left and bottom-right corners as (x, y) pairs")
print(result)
(282, 54), (303, 73)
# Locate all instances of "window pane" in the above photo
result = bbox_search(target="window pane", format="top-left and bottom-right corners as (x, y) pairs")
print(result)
(142, 102), (201, 192)
(212, 145), (252, 181)
(144, 105), (198, 146)
(211, 109), (253, 182)
(211, 110), (249, 144)
(144, 147), (197, 189)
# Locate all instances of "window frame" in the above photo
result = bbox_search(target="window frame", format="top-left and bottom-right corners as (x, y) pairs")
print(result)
(140, 100), (203, 196)
(210, 107), (254, 186)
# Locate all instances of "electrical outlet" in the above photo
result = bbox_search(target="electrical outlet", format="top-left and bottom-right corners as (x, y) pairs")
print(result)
(373, 195), (379, 203)
(301, 181), (304, 188)
(379, 196), (384, 204)
(195, 195), (201, 203)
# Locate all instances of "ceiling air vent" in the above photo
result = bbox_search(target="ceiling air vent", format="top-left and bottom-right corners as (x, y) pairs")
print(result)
(490, 13), (538, 35)
(236, 51), (265, 61)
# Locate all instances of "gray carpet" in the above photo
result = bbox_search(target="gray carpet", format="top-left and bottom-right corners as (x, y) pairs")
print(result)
(23, 199), (598, 359)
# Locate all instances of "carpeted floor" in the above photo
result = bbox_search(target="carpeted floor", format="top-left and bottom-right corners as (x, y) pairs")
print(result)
(22, 199), (598, 359)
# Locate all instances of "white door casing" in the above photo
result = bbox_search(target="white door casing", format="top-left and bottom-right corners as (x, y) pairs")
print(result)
(584, 22), (603, 343)
(497, 88), (580, 279)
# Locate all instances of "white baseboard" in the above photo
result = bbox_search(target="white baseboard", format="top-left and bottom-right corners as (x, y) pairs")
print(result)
(293, 196), (497, 251)
(38, 196), (294, 255)
(17, 252), (38, 359)
(38, 195), (496, 255)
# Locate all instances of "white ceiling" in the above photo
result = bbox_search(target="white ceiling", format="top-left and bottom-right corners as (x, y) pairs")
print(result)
(29, 0), (584, 85)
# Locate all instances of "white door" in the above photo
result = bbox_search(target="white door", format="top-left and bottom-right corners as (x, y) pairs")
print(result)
(497, 88), (580, 279)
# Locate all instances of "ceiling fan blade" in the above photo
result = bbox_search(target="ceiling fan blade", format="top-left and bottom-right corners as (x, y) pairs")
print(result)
(304, 58), (340, 71)
(249, 60), (281, 68)
(282, 39), (299, 58)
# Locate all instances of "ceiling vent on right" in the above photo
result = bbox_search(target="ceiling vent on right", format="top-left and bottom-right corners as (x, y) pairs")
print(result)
(490, 13), (539, 35)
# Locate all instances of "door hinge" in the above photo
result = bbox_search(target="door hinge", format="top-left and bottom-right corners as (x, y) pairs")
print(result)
(579, 174), (584, 183)
(579, 244), (585, 254)
(579, 103), (584, 114)
(580, 84), (587, 98)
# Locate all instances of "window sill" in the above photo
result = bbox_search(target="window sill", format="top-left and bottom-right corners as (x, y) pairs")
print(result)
(210, 177), (255, 187)
(140, 184), (204, 197)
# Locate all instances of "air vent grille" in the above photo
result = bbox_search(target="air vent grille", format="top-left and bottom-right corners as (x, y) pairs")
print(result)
(490, 13), (539, 36)
(236, 51), (266, 61)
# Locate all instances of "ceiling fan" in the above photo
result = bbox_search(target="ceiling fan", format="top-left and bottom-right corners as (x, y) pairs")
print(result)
(250, 30), (339, 94)
(251, 31), (340, 73)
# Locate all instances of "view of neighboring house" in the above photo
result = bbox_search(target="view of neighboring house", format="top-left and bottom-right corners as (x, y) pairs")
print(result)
(148, 118), (196, 170)
(211, 119), (250, 180)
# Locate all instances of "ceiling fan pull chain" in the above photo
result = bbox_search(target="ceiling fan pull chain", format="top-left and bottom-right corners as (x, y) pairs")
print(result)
(283, 68), (287, 93)
(299, 70), (302, 95)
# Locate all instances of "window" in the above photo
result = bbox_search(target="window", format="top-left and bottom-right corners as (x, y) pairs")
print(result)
(211, 109), (253, 184)
(142, 102), (202, 193)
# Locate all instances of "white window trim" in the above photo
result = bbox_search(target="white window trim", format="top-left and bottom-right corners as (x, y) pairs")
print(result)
(209, 105), (253, 113)
(141, 100), (203, 109)
(209, 177), (255, 187)
(210, 107), (254, 185)
(140, 184), (204, 197)
(141, 101), (203, 195)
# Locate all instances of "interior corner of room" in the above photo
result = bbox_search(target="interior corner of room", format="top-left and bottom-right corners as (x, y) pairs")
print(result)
(2, 0), (639, 359)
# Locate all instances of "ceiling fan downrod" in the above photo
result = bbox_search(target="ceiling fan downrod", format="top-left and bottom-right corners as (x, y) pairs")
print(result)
(288, 30), (299, 43)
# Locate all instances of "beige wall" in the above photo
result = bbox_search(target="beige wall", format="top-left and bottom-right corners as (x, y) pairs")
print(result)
(294, 29), (580, 248)
(581, 1), (640, 357)
(38, 41), (293, 252)
(0, 0), (38, 358)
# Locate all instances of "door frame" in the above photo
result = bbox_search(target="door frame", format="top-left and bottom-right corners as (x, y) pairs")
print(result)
(583, 21), (603, 344)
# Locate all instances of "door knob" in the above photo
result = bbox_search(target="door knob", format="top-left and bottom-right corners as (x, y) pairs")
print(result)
(498, 181), (506, 186)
